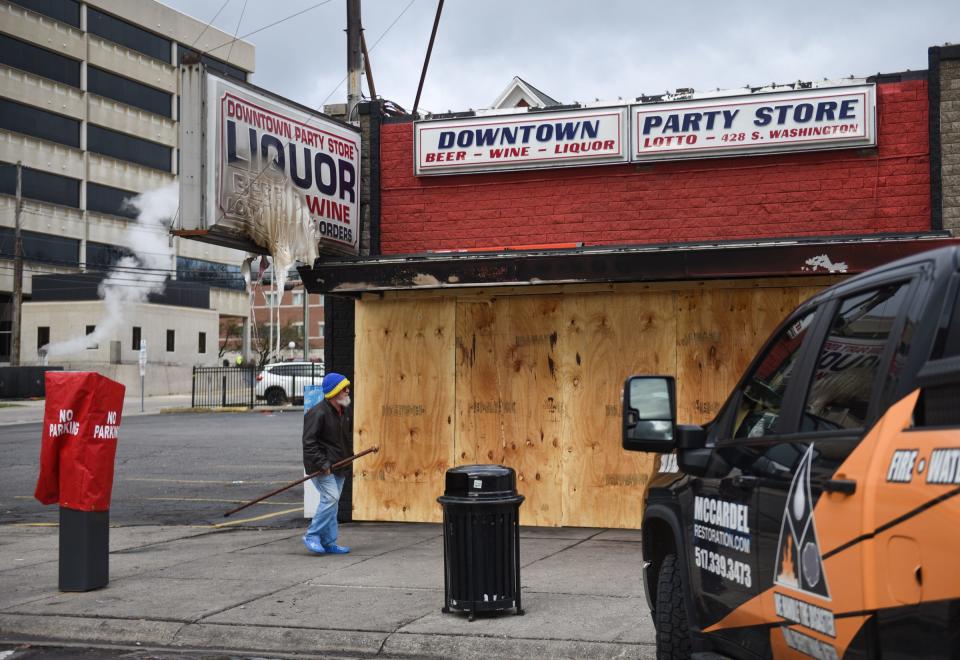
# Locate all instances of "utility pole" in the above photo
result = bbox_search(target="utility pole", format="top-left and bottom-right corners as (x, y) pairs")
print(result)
(303, 287), (310, 361)
(10, 161), (23, 366)
(346, 0), (362, 121)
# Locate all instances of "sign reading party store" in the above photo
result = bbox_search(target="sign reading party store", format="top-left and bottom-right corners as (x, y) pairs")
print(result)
(415, 107), (629, 175)
(632, 85), (876, 161)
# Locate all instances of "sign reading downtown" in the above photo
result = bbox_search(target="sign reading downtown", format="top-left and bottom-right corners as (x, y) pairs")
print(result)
(414, 107), (629, 175)
(179, 66), (361, 255)
(414, 84), (875, 176)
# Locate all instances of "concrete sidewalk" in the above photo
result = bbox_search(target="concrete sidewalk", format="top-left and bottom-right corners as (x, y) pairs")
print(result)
(0, 521), (656, 659)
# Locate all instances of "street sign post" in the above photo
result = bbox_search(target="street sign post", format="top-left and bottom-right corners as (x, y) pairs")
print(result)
(138, 340), (147, 413)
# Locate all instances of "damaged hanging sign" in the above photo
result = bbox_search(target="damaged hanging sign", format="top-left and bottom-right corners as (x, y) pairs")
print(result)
(178, 64), (361, 257)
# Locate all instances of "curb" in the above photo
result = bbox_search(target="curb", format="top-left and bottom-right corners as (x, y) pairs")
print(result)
(158, 407), (251, 414)
(0, 614), (657, 659)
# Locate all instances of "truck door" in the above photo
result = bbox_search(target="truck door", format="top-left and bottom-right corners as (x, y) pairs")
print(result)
(689, 306), (821, 658)
(754, 277), (918, 658)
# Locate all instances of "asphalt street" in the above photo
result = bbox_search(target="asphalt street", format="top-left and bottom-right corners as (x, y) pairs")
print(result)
(0, 411), (308, 528)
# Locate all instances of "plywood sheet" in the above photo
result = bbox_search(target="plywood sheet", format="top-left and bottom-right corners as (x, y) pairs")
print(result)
(561, 291), (676, 529)
(352, 280), (831, 529)
(352, 298), (455, 522)
(455, 296), (565, 526)
(675, 287), (799, 426)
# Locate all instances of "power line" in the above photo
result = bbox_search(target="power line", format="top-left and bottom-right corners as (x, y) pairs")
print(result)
(199, 1), (335, 60)
(190, 0), (233, 49)
(226, 0), (250, 62)
(319, 0), (418, 108)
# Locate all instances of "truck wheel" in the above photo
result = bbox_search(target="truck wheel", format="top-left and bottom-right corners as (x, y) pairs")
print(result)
(655, 553), (692, 659)
(265, 388), (287, 406)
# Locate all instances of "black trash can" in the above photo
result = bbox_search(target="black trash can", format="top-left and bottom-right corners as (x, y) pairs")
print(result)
(437, 464), (525, 621)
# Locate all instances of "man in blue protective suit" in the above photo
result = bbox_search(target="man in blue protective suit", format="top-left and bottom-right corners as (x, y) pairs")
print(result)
(301, 372), (352, 554)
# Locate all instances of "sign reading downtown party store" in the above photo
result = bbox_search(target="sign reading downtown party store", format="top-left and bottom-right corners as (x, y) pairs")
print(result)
(180, 67), (361, 255)
(632, 85), (876, 161)
(413, 85), (875, 175)
(414, 107), (629, 175)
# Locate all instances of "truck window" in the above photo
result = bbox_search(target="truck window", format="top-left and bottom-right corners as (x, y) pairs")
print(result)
(733, 311), (816, 438)
(803, 282), (910, 430)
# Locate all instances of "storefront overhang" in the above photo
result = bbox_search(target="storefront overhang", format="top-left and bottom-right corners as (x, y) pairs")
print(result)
(300, 233), (960, 296)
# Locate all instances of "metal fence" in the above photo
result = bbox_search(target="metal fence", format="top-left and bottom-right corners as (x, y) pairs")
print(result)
(191, 366), (256, 408)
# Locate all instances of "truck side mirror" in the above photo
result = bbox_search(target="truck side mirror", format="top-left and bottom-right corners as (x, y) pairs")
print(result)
(622, 375), (677, 452)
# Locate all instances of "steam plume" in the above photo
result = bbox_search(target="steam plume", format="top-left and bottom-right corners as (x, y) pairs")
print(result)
(41, 184), (178, 359)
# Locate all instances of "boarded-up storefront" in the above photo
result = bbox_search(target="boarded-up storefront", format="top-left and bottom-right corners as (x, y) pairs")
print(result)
(302, 73), (947, 528)
(348, 278), (833, 528)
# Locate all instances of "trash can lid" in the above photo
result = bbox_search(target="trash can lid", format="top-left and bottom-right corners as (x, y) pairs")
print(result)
(442, 464), (518, 500)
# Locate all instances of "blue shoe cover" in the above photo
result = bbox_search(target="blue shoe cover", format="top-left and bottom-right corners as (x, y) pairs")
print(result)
(303, 536), (326, 554)
(323, 543), (350, 554)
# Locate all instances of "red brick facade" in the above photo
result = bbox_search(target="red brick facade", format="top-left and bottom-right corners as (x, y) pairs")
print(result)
(379, 80), (930, 253)
(218, 286), (325, 362)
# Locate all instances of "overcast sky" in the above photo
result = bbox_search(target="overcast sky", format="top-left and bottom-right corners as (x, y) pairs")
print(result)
(160, 0), (960, 115)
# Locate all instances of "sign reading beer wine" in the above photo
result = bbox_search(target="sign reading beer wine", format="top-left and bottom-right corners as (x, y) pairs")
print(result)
(415, 107), (629, 175)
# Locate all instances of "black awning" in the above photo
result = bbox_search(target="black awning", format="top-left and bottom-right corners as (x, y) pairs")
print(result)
(300, 233), (960, 296)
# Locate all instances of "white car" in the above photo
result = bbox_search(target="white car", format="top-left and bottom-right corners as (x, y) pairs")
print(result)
(255, 362), (324, 405)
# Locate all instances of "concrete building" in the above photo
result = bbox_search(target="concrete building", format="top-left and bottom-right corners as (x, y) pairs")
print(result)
(23, 273), (218, 394)
(0, 0), (255, 369)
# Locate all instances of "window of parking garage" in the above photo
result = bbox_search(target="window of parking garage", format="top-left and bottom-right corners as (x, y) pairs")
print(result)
(87, 67), (172, 118)
(0, 162), (80, 208)
(0, 98), (80, 148)
(87, 125), (171, 172)
(7, 0), (80, 27)
(87, 241), (134, 269)
(85, 182), (138, 219)
(87, 7), (172, 63)
(176, 44), (248, 82)
(0, 34), (80, 88)
(177, 256), (245, 291)
(0, 228), (80, 267)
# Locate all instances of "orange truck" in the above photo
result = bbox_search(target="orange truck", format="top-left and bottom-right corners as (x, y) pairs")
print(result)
(622, 246), (960, 659)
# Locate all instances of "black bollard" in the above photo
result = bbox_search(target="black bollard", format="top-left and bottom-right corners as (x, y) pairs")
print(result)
(59, 507), (110, 591)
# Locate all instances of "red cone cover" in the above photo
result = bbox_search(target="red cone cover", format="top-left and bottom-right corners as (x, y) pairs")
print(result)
(34, 372), (126, 511)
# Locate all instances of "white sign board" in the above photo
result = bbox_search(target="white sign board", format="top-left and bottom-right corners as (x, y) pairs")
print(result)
(631, 85), (876, 161)
(138, 340), (147, 377)
(180, 66), (361, 255)
(415, 106), (629, 175)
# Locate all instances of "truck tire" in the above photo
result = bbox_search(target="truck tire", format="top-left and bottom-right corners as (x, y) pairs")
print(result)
(655, 553), (692, 659)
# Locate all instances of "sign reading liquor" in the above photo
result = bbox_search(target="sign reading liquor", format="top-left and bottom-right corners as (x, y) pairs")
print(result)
(632, 85), (875, 162)
(179, 67), (361, 255)
(415, 106), (628, 175)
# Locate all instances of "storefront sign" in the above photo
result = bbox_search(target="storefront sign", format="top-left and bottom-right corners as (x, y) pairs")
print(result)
(180, 67), (361, 255)
(632, 85), (875, 161)
(415, 107), (629, 175)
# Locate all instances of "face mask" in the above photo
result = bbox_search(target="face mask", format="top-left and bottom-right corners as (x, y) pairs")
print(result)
(337, 394), (351, 407)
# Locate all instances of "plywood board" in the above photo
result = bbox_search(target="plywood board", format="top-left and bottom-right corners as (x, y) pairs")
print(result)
(352, 279), (832, 529)
(675, 288), (799, 426)
(455, 296), (565, 526)
(352, 298), (455, 522)
(561, 291), (676, 529)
